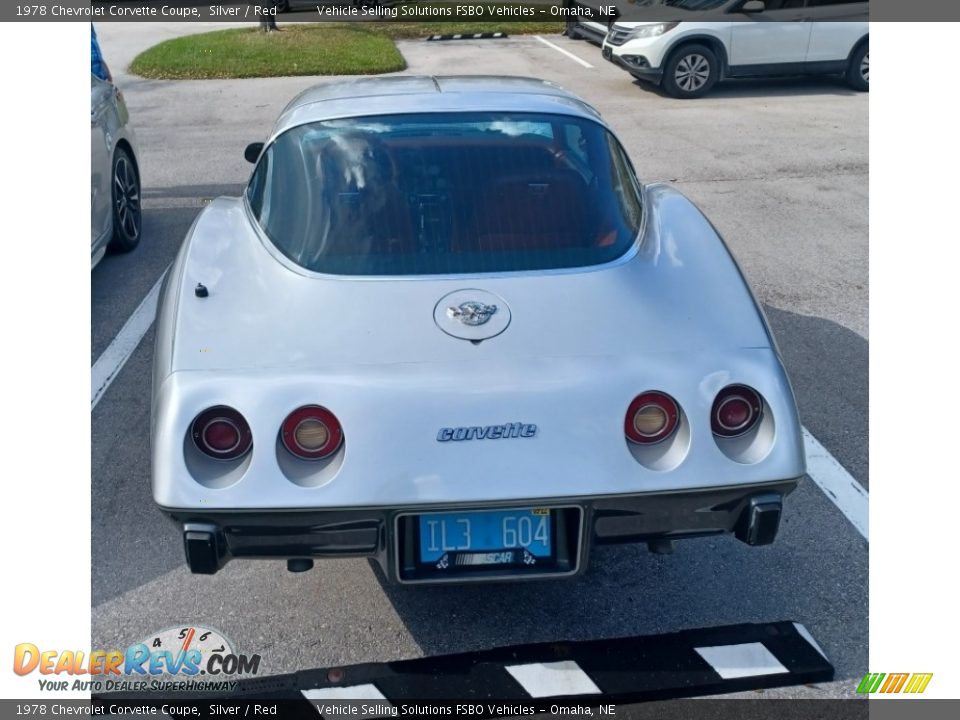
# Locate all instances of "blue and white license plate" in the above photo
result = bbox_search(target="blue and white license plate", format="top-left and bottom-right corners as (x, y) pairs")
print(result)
(418, 508), (552, 563)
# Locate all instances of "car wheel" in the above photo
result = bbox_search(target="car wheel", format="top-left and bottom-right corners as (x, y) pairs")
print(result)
(662, 44), (719, 99)
(107, 147), (141, 253)
(566, 20), (581, 39)
(847, 43), (868, 91)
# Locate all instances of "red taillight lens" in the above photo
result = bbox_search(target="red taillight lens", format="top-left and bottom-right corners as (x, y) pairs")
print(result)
(712, 385), (763, 437)
(281, 405), (343, 460)
(191, 406), (252, 460)
(625, 392), (680, 445)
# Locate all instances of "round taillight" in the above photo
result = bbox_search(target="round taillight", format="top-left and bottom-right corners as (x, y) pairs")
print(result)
(625, 392), (680, 445)
(281, 405), (343, 460)
(191, 406), (252, 460)
(712, 385), (763, 437)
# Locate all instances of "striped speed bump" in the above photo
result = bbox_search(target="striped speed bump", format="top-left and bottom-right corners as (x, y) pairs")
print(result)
(427, 33), (508, 41)
(94, 621), (832, 714)
(297, 621), (830, 712)
(295, 621), (831, 712)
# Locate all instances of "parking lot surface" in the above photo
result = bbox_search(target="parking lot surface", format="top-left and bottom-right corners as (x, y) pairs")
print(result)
(92, 23), (868, 699)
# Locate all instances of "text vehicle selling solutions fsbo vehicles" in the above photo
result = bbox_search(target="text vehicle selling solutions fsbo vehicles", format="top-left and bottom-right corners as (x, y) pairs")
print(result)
(152, 76), (805, 584)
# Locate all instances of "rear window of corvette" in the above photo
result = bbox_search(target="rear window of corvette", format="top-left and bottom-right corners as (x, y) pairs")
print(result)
(246, 112), (643, 276)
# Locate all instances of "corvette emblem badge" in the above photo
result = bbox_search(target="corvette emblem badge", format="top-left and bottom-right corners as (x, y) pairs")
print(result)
(447, 301), (498, 326)
(434, 290), (510, 341)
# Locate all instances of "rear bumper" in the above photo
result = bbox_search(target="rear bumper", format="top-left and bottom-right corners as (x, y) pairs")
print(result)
(163, 479), (798, 583)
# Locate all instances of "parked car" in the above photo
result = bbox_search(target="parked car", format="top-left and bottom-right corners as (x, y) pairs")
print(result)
(90, 31), (141, 267)
(601, 0), (869, 98)
(564, 0), (619, 43)
(153, 76), (805, 584)
(272, 0), (388, 11)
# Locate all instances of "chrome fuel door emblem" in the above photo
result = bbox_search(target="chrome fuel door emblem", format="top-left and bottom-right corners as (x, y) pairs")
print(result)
(447, 301), (498, 326)
(434, 289), (511, 341)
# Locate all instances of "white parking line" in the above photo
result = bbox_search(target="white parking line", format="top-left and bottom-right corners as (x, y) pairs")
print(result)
(90, 273), (869, 544)
(90, 269), (167, 410)
(534, 35), (594, 69)
(802, 428), (869, 541)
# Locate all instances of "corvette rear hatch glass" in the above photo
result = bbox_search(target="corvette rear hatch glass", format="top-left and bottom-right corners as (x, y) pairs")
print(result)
(246, 112), (642, 275)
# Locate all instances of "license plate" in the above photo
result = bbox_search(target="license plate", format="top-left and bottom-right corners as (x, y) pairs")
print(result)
(418, 508), (552, 563)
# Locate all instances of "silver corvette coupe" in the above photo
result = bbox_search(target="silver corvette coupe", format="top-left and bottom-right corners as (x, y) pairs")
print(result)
(153, 76), (805, 584)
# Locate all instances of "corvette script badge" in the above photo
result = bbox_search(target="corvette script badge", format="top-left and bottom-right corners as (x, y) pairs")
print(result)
(447, 301), (498, 326)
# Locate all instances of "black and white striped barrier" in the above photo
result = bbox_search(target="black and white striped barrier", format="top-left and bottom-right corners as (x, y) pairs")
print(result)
(297, 621), (831, 713)
(95, 621), (832, 715)
(427, 33), (508, 41)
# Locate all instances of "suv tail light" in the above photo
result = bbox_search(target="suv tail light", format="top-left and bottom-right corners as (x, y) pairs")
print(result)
(191, 406), (252, 460)
(712, 385), (763, 437)
(625, 392), (680, 445)
(281, 406), (343, 460)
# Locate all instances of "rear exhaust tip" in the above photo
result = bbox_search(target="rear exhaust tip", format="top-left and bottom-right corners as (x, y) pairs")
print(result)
(736, 493), (783, 546)
(183, 523), (227, 575)
(647, 538), (674, 555)
(287, 558), (314, 573)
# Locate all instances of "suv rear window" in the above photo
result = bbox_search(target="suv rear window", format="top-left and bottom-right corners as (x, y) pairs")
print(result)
(247, 112), (643, 276)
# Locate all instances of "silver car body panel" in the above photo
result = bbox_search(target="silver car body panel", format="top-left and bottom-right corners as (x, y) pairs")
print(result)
(90, 73), (138, 267)
(153, 82), (805, 515)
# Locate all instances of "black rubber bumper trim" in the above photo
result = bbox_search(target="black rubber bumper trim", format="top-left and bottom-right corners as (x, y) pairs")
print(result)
(162, 479), (798, 577)
(603, 47), (664, 80)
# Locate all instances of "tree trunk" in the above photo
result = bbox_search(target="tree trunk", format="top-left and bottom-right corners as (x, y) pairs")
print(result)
(256, 2), (278, 32)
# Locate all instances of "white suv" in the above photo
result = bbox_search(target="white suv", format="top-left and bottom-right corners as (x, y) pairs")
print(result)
(601, 1), (868, 98)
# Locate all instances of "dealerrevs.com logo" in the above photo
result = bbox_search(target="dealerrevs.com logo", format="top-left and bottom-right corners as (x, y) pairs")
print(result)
(13, 626), (261, 693)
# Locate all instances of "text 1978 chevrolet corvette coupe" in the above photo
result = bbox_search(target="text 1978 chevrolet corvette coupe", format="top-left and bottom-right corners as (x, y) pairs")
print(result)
(152, 76), (805, 584)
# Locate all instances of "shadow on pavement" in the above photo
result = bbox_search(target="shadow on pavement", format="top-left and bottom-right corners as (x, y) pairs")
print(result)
(764, 304), (868, 487)
(630, 75), (862, 100)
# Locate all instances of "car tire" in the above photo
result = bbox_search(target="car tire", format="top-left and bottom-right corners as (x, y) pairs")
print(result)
(566, 20), (581, 40)
(847, 43), (869, 91)
(107, 147), (141, 254)
(662, 44), (719, 99)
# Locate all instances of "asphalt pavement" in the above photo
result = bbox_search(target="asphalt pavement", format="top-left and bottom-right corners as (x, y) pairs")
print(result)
(92, 22), (868, 700)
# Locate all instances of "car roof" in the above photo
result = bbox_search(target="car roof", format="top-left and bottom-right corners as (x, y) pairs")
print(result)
(270, 76), (604, 140)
